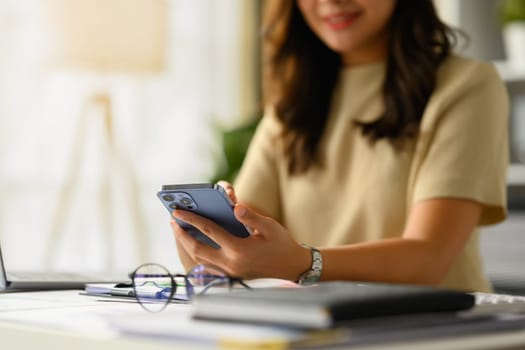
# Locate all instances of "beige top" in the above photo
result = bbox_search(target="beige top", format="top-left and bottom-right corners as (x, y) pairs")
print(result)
(235, 55), (509, 292)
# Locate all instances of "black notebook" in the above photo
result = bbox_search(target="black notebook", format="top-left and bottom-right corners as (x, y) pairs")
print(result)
(192, 281), (475, 329)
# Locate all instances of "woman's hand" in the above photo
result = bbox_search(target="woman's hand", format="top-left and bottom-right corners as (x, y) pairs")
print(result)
(170, 181), (236, 272)
(171, 202), (311, 281)
(171, 220), (198, 271)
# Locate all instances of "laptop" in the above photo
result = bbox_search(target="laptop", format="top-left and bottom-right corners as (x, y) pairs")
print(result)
(0, 240), (128, 291)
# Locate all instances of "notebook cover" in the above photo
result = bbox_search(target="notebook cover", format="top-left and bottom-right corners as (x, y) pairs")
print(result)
(192, 281), (475, 329)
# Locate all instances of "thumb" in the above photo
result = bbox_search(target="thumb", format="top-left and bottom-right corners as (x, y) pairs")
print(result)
(234, 203), (271, 233)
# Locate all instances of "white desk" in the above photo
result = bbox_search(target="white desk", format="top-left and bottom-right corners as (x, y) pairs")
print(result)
(1, 290), (525, 350)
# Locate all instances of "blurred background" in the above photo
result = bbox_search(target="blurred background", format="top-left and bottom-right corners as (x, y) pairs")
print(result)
(0, 0), (523, 292)
(0, 0), (262, 274)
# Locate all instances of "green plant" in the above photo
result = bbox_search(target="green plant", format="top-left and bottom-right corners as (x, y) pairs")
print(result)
(210, 116), (260, 184)
(500, 0), (525, 25)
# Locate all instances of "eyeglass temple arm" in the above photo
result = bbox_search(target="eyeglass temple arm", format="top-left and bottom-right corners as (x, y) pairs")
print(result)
(233, 278), (252, 290)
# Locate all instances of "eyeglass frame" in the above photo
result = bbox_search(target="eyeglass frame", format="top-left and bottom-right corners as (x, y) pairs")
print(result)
(128, 262), (251, 312)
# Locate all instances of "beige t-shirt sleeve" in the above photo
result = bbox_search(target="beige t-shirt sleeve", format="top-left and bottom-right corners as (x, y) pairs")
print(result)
(234, 109), (282, 221)
(412, 60), (509, 225)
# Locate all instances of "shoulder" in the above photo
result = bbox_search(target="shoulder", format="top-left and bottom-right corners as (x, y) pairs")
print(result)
(438, 55), (498, 78)
(258, 106), (284, 136)
(248, 106), (284, 148)
(434, 55), (507, 102)
(422, 55), (509, 129)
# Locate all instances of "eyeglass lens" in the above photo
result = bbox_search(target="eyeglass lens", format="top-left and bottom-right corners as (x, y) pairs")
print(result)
(186, 264), (231, 295)
(132, 263), (175, 312)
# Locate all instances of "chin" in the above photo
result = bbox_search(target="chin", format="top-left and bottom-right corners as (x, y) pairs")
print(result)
(326, 42), (356, 56)
(321, 36), (356, 53)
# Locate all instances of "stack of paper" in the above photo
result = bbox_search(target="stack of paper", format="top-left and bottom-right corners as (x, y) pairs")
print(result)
(108, 305), (352, 348)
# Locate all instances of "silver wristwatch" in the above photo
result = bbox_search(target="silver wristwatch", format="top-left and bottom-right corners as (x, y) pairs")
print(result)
(297, 244), (323, 285)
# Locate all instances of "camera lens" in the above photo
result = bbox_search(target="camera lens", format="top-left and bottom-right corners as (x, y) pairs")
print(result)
(180, 197), (192, 206)
(169, 203), (178, 210)
(162, 194), (174, 202)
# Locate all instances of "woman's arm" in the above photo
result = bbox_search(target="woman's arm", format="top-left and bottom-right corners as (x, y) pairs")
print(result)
(171, 197), (481, 286)
(321, 198), (482, 285)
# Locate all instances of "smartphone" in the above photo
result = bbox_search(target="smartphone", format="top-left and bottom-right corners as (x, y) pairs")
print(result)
(157, 183), (251, 249)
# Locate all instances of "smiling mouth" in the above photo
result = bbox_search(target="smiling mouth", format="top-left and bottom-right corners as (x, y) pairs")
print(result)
(323, 12), (361, 30)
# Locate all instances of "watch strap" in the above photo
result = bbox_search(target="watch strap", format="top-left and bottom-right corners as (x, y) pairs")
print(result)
(297, 244), (323, 285)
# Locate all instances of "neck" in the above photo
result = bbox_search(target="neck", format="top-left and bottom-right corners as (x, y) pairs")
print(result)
(341, 31), (389, 66)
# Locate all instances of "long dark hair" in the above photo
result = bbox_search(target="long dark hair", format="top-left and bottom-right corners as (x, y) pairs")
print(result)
(262, 0), (458, 174)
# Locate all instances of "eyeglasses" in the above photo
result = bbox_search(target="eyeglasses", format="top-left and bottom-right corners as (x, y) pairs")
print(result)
(129, 263), (251, 312)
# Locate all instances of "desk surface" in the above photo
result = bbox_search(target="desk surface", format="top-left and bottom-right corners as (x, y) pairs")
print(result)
(1, 290), (525, 350)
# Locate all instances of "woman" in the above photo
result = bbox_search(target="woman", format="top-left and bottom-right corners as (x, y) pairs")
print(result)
(171, 0), (508, 292)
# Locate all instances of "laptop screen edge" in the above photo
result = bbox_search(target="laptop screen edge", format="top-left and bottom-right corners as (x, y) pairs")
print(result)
(0, 244), (9, 290)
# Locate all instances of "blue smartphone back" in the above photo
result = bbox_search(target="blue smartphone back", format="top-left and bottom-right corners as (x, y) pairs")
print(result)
(157, 183), (251, 249)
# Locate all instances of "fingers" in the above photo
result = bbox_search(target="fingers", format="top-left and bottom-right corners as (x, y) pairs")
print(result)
(217, 180), (237, 203)
(172, 209), (236, 247)
(234, 203), (272, 235)
(171, 220), (199, 270)
(171, 219), (220, 266)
